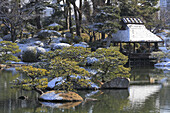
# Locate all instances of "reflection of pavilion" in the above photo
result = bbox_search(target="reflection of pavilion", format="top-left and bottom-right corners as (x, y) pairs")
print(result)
(129, 85), (161, 106)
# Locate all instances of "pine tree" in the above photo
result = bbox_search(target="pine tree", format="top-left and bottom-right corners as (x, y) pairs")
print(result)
(0, 41), (21, 64)
(94, 4), (121, 46)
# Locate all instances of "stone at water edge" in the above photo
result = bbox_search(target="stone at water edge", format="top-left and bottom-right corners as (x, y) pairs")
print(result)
(101, 77), (130, 89)
(38, 91), (83, 102)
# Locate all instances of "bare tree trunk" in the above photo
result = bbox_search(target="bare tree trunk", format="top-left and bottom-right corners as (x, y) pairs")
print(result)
(64, 0), (69, 29)
(67, 0), (73, 33)
(79, 0), (82, 33)
(35, 0), (41, 29)
(11, 25), (16, 42)
(102, 32), (105, 39)
(73, 2), (80, 36)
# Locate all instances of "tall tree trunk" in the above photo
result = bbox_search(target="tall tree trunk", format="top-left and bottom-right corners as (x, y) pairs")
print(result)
(67, 0), (73, 33)
(102, 32), (105, 39)
(73, 2), (80, 36)
(106, 0), (111, 5)
(35, 0), (41, 29)
(79, 0), (82, 33)
(64, 0), (69, 29)
(11, 25), (16, 42)
(91, 0), (97, 16)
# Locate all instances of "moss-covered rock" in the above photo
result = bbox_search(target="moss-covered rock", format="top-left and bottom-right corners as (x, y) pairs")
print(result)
(22, 46), (37, 62)
(22, 46), (46, 62)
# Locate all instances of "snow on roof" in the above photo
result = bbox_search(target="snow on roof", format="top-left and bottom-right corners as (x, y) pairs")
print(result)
(111, 24), (163, 42)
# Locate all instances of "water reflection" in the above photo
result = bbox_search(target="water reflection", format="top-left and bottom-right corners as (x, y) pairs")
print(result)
(0, 67), (170, 113)
(40, 101), (82, 109)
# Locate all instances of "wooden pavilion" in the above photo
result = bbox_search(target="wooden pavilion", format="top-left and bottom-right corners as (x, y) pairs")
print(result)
(107, 17), (164, 65)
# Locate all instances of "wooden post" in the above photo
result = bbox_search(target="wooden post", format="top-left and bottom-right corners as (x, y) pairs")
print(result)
(154, 42), (158, 51)
(128, 43), (131, 55)
(148, 42), (150, 53)
(133, 42), (135, 53)
(120, 42), (122, 52)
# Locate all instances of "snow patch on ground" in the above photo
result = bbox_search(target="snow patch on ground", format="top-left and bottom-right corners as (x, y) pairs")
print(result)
(48, 77), (63, 88)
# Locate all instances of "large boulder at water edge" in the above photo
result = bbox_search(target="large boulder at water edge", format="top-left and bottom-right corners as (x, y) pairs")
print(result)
(101, 77), (130, 89)
(22, 46), (46, 62)
(38, 91), (83, 102)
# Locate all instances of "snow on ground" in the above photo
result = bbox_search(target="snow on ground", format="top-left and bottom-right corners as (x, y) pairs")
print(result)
(48, 77), (63, 88)
(48, 75), (99, 89)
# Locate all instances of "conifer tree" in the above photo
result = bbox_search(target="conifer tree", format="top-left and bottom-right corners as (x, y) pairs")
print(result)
(94, 4), (121, 46)
(0, 41), (21, 64)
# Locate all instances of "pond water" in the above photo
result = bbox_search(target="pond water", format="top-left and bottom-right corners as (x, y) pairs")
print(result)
(0, 67), (170, 113)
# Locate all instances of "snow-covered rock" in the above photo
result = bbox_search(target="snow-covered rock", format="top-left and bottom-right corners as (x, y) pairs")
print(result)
(64, 32), (72, 38)
(2, 34), (11, 41)
(34, 41), (44, 47)
(39, 30), (61, 36)
(37, 30), (61, 39)
(52, 43), (71, 50)
(73, 42), (89, 48)
(51, 37), (66, 43)
(48, 23), (60, 27)
(36, 47), (46, 55)
(38, 91), (83, 102)
(0, 38), (3, 41)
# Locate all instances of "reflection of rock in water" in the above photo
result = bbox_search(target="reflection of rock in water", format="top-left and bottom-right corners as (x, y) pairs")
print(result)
(102, 89), (129, 99)
(40, 101), (82, 109)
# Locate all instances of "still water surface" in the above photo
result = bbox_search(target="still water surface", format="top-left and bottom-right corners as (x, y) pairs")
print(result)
(0, 67), (170, 113)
